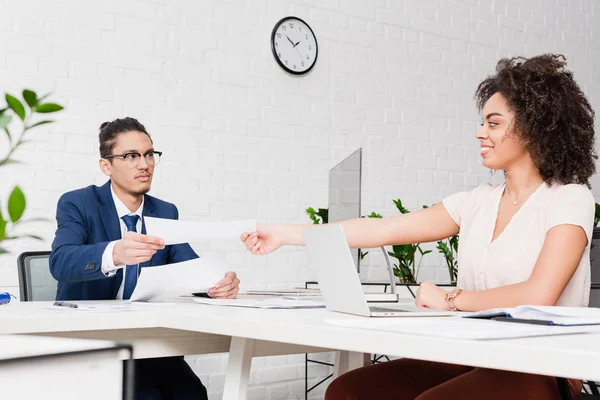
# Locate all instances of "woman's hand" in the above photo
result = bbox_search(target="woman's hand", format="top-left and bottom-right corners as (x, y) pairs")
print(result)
(415, 281), (449, 310)
(240, 224), (283, 255)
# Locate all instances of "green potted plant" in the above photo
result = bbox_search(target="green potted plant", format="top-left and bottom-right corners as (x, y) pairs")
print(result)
(0, 90), (63, 253)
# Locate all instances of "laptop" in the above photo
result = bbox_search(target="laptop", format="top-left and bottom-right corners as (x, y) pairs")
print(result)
(303, 224), (456, 317)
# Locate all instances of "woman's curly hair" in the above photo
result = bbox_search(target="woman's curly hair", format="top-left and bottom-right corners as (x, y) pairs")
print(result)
(474, 54), (596, 187)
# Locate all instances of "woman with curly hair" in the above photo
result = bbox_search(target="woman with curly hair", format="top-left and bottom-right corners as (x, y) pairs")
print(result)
(241, 54), (596, 399)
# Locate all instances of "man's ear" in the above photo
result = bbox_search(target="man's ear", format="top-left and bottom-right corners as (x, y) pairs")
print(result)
(99, 158), (112, 176)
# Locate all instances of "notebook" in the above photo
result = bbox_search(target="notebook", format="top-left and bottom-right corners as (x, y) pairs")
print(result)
(463, 305), (600, 326)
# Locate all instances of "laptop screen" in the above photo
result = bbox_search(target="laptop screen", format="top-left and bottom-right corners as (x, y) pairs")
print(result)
(328, 148), (362, 272)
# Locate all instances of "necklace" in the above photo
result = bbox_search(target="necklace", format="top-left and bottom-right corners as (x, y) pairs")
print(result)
(505, 187), (538, 206)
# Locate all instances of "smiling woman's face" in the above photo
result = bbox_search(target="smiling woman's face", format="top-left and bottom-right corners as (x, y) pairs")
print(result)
(476, 92), (530, 171)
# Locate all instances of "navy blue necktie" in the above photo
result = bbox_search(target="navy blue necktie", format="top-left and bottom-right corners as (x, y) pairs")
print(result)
(122, 215), (140, 300)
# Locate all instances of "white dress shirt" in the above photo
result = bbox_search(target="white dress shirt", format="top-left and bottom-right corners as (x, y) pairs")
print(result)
(101, 185), (144, 300)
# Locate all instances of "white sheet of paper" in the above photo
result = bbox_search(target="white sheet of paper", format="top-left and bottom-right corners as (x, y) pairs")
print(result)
(325, 317), (600, 340)
(130, 256), (228, 302)
(144, 217), (256, 245)
(193, 297), (325, 309)
(47, 304), (138, 312)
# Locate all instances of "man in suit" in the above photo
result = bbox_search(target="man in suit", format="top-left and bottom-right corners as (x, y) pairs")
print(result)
(50, 117), (240, 400)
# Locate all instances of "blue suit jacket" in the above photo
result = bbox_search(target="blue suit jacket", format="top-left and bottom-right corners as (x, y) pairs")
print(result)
(50, 180), (198, 301)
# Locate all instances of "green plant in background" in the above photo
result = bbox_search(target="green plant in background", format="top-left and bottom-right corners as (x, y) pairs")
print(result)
(306, 207), (328, 224)
(387, 199), (432, 284)
(0, 90), (63, 254)
(437, 234), (459, 284)
(595, 203), (600, 228)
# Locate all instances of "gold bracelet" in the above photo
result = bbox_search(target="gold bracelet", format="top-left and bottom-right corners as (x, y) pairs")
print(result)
(445, 288), (463, 311)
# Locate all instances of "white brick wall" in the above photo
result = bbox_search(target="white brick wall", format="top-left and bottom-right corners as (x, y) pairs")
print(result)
(1, 0), (599, 398)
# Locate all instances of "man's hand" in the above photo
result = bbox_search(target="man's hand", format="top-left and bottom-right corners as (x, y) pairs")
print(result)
(415, 281), (449, 310)
(208, 272), (240, 299)
(113, 231), (165, 265)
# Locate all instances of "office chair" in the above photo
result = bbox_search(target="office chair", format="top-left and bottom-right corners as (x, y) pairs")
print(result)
(558, 227), (600, 399)
(17, 251), (56, 301)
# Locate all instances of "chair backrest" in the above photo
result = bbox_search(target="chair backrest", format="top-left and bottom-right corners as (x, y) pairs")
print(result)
(17, 251), (57, 301)
(589, 227), (600, 308)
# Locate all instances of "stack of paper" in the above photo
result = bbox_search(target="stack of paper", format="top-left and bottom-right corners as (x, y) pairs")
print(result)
(131, 256), (228, 302)
(193, 297), (325, 309)
(244, 289), (321, 296)
(464, 305), (600, 326)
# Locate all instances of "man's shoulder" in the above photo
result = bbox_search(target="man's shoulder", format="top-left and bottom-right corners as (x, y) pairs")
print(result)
(59, 184), (101, 204)
(145, 193), (177, 213)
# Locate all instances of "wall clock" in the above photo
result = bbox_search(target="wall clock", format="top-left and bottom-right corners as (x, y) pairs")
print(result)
(271, 16), (318, 75)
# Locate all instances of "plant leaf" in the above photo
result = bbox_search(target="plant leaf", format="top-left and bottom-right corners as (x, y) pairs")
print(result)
(8, 186), (26, 223)
(35, 103), (64, 113)
(0, 248), (8, 254)
(305, 207), (320, 224)
(317, 208), (328, 224)
(27, 119), (54, 129)
(22, 89), (38, 108)
(5, 93), (26, 120)
(4, 234), (43, 241)
(366, 211), (382, 219)
(0, 114), (11, 131)
(393, 199), (410, 214)
(0, 211), (6, 241)
(0, 159), (22, 166)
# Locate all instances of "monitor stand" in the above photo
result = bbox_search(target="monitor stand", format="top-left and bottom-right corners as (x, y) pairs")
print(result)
(364, 246), (400, 303)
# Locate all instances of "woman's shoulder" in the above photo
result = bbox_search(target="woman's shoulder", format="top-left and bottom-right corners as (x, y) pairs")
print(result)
(465, 183), (503, 202)
(543, 183), (595, 204)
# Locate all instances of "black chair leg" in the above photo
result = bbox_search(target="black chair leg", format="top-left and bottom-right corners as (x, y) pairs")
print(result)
(589, 380), (600, 395)
(556, 377), (573, 400)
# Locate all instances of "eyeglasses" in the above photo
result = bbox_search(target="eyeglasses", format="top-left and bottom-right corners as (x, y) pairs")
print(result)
(104, 151), (162, 168)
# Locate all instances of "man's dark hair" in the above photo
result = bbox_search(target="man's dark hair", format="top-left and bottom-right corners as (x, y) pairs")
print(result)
(475, 54), (596, 187)
(99, 117), (152, 158)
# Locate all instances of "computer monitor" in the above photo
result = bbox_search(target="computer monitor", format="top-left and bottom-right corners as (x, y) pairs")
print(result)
(328, 148), (362, 272)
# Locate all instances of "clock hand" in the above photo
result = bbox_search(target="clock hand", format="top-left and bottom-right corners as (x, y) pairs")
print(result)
(294, 40), (302, 47)
(295, 46), (305, 61)
(285, 35), (295, 46)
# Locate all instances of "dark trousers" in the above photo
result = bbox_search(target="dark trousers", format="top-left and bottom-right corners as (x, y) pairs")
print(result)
(325, 358), (582, 400)
(127, 356), (208, 400)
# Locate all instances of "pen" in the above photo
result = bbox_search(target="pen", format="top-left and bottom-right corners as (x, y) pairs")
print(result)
(53, 301), (79, 309)
(492, 316), (553, 325)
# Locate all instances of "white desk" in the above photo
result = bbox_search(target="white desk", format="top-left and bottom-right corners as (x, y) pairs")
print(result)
(0, 335), (129, 399)
(2, 300), (600, 400)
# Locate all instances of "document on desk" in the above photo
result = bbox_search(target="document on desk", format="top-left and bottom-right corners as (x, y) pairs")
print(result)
(325, 317), (600, 340)
(144, 217), (256, 245)
(193, 297), (325, 309)
(131, 256), (227, 302)
(464, 305), (600, 326)
(48, 303), (139, 312)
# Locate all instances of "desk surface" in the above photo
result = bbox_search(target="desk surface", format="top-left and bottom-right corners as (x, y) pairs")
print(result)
(0, 335), (123, 361)
(2, 300), (600, 381)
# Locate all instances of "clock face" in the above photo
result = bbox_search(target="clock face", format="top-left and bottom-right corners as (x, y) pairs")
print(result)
(271, 17), (318, 75)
